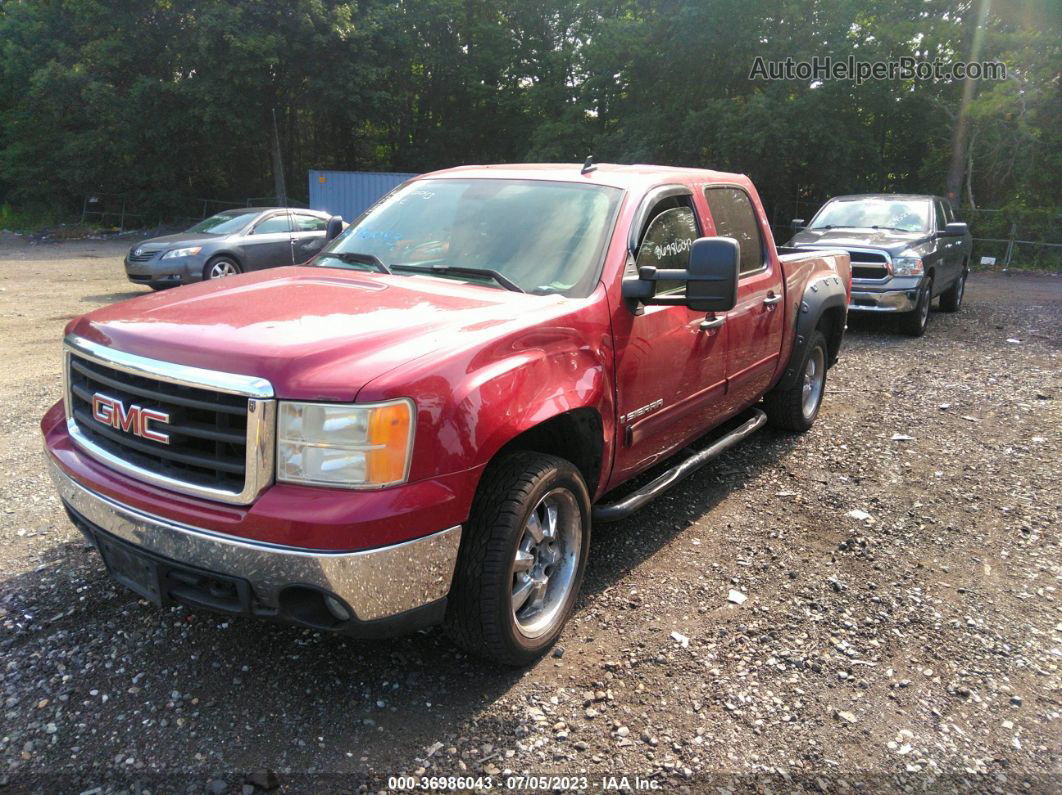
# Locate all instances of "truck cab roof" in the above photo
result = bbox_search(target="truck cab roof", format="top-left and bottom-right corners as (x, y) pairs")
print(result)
(422, 162), (751, 191)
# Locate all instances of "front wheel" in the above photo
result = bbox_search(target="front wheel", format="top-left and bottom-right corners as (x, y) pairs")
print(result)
(444, 452), (591, 666)
(203, 256), (242, 280)
(898, 277), (933, 337)
(763, 330), (828, 432)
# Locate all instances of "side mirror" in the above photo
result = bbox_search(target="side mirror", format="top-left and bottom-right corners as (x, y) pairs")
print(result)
(620, 236), (739, 314)
(686, 237), (739, 313)
(791, 218), (806, 233)
(325, 215), (344, 241)
(942, 221), (968, 237)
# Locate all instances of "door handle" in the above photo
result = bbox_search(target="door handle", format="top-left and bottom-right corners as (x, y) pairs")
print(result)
(699, 316), (725, 331)
(763, 293), (782, 306)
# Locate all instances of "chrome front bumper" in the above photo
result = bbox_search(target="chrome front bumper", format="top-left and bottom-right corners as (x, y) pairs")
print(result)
(48, 459), (461, 623)
(848, 288), (918, 313)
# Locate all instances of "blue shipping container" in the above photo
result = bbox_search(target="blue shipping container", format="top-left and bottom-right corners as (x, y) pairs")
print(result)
(308, 170), (419, 222)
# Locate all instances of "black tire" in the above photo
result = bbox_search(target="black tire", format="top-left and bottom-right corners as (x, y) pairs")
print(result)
(763, 330), (828, 433)
(898, 277), (933, 337)
(939, 267), (967, 313)
(444, 452), (591, 666)
(203, 256), (242, 280)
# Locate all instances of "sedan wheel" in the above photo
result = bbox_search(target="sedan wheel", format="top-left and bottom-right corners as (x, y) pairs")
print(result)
(205, 258), (241, 279)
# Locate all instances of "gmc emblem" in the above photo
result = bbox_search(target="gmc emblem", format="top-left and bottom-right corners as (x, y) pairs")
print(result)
(91, 393), (171, 445)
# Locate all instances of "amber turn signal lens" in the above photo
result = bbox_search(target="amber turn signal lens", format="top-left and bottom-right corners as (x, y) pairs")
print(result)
(366, 400), (413, 485)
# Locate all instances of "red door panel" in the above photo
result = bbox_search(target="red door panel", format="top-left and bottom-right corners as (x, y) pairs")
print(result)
(610, 304), (727, 485)
(723, 266), (784, 411)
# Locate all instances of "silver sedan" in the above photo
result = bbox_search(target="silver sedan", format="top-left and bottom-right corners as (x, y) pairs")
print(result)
(124, 208), (340, 290)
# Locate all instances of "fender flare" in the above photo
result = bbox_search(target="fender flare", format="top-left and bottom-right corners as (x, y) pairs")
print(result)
(775, 275), (848, 391)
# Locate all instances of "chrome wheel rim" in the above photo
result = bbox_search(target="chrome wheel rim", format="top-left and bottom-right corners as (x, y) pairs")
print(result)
(919, 284), (931, 327)
(801, 346), (826, 419)
(956, 274), (965, 306)
(209, 261), (238, 279)
(511, 488), (581, 639)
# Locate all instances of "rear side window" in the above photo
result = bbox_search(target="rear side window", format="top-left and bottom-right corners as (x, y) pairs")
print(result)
(704, 187), (764, 275)
(636, 204), (698, 294)
(255, 214), (292, 234)
(295, 214), (327, 232)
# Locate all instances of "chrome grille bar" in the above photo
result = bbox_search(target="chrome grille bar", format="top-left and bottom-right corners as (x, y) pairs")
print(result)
(63, 336), (275, 505)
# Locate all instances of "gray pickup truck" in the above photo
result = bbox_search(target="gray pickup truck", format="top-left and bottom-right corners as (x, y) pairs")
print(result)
(787, 194), (972, 336)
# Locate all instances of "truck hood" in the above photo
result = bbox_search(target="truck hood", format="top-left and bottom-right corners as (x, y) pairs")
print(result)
(69, 266), (555, 400)
(787, 227), (930, 253)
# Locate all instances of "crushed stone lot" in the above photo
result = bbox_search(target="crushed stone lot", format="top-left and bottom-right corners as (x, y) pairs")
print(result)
(0, 238), (1059, 793)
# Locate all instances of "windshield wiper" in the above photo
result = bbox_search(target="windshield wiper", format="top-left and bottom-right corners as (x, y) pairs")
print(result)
(814, 225), (913, 233)
(391, 263), (525, 294)
(316, 251), (392, 274)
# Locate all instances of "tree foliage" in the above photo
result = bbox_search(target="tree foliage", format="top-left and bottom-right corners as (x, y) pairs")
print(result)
(0, 0), (1057, 222)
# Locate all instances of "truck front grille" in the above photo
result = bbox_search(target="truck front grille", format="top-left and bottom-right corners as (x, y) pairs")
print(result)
(63, 338), (275, 505)
(847, 250), (890, 281)
(69, 355), (249, 491)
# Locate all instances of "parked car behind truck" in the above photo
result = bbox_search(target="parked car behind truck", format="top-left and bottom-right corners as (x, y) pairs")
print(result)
(43, 163), (851, 666)
(124, 207), (340, 290)
(787, 194), (972, 336)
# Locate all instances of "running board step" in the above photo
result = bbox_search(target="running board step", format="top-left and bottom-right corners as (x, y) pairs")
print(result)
(591, 408), (767, 523)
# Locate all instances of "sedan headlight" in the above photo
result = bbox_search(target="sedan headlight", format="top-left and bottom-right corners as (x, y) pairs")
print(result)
(892, 255), (924, 277)
(161, 246), (203, 259)
(277, 399), (415, 488)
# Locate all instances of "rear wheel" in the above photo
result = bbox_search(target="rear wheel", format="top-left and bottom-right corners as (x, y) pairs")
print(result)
(444, 452), (590, 666)
(939, 268), (967, 313)
(899, 277), (933, 337)
(203, 256), (241, 280)
(763, 330), (828, 432)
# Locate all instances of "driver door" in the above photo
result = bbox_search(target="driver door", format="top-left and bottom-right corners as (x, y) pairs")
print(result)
(242, 212), (295, 270)
(609, 191), (729, 486)
(291, 212), (329, 264)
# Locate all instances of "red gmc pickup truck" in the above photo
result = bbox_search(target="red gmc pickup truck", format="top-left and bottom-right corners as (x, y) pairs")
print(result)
(41, 164), (851, 665)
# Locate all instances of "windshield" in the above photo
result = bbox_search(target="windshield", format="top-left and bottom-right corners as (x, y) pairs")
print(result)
(187, 210), (260, 235)
(809, 198), (930, 233)
(316, 179), (623, 296)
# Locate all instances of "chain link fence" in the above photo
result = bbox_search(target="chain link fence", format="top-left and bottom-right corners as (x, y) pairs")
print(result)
(80, 192), (309, 234)
(956, 207), (1062, 270)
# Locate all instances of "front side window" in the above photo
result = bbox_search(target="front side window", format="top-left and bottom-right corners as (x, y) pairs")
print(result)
(635, 204), (698, 294)
(295, 214), (327, 232)
(317, 179), (623, 296)
(809, 198), (931, 233)
(254, 214), (292, 234)
(187, 210), (259, 235)
(704, 187), (764, 275)
(933, 200), (947, 231)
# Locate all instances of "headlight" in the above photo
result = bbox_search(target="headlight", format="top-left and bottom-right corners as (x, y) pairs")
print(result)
(892, 255), (924, 277)
(161, 246), (203, 259)
(277, 399), (414, 488)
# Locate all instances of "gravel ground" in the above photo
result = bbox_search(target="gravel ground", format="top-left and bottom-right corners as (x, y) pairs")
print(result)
(1, 238), (1059, 793)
